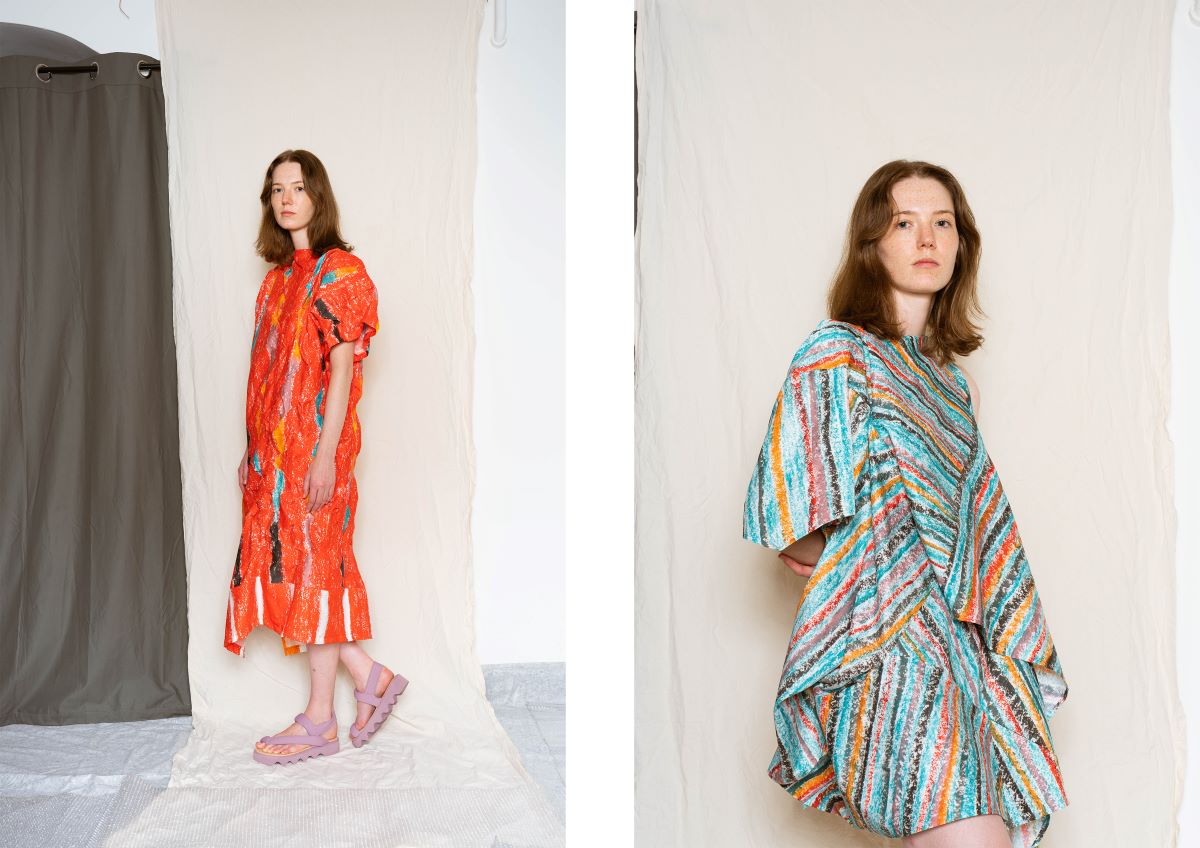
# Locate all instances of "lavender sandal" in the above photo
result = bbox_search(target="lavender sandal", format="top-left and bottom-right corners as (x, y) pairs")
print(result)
(252, 713), (340, 765)
(350, 662), (409, 748)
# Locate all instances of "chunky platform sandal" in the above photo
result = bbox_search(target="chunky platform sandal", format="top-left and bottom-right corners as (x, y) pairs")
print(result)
(252, 713), (340, 765)
(349, 662), (409, 748)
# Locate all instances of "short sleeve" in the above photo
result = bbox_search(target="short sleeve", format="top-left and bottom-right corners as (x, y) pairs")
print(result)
(309, 251), (380, 362)
(742, 323), (870, 550)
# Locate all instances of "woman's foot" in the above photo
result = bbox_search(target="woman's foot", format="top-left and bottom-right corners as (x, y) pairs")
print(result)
(352, 665), (395, 732)
(255, 714), (338, 756)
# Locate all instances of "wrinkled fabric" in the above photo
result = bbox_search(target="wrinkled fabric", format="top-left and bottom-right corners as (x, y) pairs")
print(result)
(226, 248), (380, 655)
(744, 322), (1066, 844)
(153, 2), (560, 844)
(634, 2), (1181, 846)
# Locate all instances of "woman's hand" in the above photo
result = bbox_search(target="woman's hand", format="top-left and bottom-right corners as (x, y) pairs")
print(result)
(778, 530), (826, 578)
(303, 342), (354, 514)
(238, 446), (250, 493)
(304, 453), (336, 512)
(778, 553), (815, 578)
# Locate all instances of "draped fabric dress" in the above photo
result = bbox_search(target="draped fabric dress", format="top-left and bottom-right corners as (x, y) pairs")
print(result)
(225, 248), (380, 657)
(743, 320), (1068, 846)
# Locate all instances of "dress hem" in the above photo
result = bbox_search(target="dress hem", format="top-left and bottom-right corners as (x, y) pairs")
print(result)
(224, 575), (373, 657)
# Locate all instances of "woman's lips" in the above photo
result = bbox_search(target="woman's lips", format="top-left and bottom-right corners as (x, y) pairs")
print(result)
(913, 259), (938, 267)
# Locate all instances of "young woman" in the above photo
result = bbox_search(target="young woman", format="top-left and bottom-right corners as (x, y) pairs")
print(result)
(224, 149), (408, 765)
(743, 161), (1068, 847)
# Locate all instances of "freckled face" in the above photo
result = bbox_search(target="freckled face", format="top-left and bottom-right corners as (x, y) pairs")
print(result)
(269, 161), (314, 235)
(876, 177), (959, 296)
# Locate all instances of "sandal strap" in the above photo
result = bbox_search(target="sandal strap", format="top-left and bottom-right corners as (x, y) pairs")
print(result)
(294, 713), (336, 736)
(354, 663), (385, 707)
(354, 688), (383, 707)
(260, 732), (328, 747)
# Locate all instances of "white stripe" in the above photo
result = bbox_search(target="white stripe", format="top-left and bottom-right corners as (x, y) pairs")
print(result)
(315, 590), (329, 643)
(342, 588), (353, 642)
(228, 593), (237, 642)
(255, 577), (264, 626)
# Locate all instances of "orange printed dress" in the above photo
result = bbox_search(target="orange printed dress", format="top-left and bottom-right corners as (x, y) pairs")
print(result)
(225, 247), (379, 656)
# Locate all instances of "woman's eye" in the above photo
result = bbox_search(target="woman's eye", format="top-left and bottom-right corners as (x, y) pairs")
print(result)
(896, 220), (910, 229)
(295, 186), (304, 193)
(936, 219), (953, 228)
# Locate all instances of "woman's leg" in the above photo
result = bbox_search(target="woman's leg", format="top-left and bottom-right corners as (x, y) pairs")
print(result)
(338, 641), (396, 730)
(256, 642), (341, 755)
(901, 814), (1010, 848)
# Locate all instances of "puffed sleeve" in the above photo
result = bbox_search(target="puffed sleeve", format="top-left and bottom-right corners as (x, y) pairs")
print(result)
(742, 322), (870, 550)
(309, 250), (380, 362)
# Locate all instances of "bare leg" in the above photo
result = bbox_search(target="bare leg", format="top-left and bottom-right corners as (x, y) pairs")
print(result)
(339, 641), (395, 731)
(902, 815), (1010, 848)
(256, 642), (341, 755)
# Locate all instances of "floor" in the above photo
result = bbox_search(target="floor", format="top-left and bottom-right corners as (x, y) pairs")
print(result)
(0, 662), (565, 846)
(483, 663), (566, 823)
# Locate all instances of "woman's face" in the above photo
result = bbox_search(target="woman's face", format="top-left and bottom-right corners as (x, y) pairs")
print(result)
(876, 177), (959, 297)
(269, 161), (315, 237)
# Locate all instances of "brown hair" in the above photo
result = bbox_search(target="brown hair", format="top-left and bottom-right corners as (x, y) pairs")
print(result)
(827, 159), (983, 363)
(255, 149), (353, 267)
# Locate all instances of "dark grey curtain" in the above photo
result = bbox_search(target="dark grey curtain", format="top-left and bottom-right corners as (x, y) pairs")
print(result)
(0, 53), (190, 725)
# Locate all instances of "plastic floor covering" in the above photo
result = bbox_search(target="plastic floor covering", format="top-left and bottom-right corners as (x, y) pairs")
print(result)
(0, 662), (565, 847)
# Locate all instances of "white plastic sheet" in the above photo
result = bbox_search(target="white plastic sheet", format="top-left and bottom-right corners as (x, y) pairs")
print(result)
(635, 2), (1182, 845)
(139, 1), (560, 844)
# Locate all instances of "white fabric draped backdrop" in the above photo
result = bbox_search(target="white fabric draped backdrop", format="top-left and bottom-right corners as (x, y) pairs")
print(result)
(107, 2), (562, 844)
(635, 2), (1182, 845)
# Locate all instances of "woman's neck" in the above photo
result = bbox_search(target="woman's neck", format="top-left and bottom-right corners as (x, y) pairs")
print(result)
(891, 290), (932, 337)
(291, 228), (310, 251)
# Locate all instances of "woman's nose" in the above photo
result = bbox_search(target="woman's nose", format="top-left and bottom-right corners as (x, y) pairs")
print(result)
(917, 223), (935, 248)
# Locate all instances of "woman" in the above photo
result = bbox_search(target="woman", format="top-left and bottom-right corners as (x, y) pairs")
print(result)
(743, 161), (1067, 847)
(225, 149), (408, 765)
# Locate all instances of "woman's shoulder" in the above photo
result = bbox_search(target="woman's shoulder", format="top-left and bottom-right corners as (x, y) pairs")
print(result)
(320, 248), (366, 274)
(947, 361), (980, 411)
(789, 319), (869, 373)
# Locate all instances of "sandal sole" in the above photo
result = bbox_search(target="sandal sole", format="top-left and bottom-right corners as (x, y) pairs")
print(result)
(252, 740), (340, 765)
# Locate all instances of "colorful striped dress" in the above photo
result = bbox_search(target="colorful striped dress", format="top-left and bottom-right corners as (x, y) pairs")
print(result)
(743, 320), (1067, 846)
(225, 247), (380, 657)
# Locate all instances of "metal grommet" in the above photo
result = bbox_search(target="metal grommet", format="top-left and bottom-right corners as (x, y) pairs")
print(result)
(35, 63), (51, 82)
(136, 60), (152, 79)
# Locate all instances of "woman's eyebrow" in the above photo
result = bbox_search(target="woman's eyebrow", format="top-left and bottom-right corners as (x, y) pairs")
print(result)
(893, 209), (955, 216)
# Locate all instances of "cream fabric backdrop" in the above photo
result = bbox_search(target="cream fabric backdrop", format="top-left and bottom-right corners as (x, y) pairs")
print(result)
(635, 2), (1182, 846)
(106, 1), (561, 845)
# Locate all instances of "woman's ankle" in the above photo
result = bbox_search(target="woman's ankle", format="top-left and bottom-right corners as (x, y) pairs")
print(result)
(303, 706), (336, 723)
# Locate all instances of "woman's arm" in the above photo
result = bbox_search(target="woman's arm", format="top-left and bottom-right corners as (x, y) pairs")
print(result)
(304, 341), (355, 512)
(778, 530), (826, 578)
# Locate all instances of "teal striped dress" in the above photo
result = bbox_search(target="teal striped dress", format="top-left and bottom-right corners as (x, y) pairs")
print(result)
(743, 320), (1067, 846)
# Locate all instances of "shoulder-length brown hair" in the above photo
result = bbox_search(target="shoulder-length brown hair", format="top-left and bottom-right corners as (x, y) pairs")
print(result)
(827, 159), (983, 363)
(255, 149), (353, 267)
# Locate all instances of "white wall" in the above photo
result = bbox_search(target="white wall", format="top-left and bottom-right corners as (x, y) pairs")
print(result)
(1173, 2), (1200, 844)
(472, 0), (566, 663)
(0, 0), (565, 666)
(0, 0), (157, 55)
